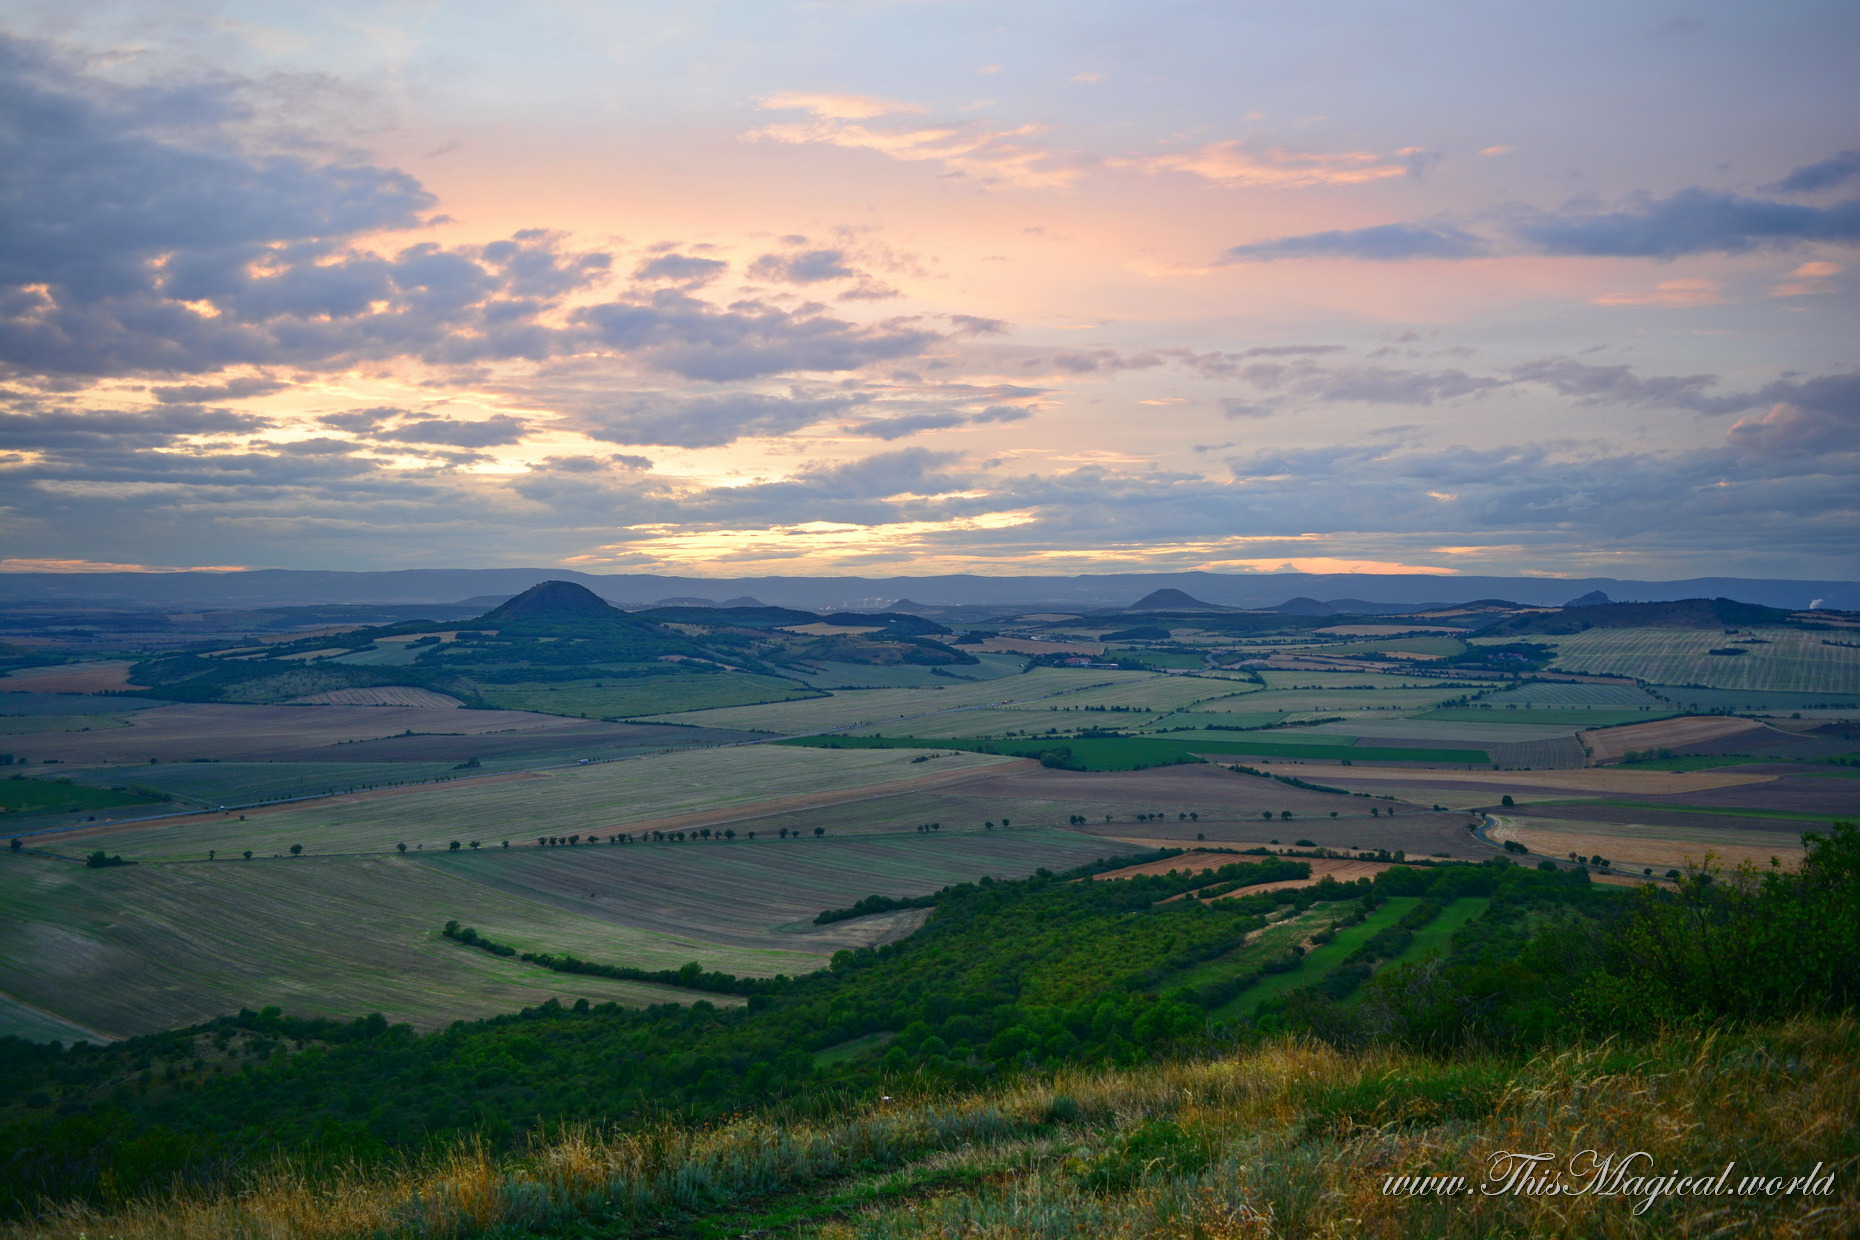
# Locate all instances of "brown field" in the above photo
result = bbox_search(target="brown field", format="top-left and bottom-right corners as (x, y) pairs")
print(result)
(1211, 857), (1393, 894)
(1264, 762), (1777, 795)
(1489, 815), (1806, 874)
(0, 661), (136, 693)
(1312, 624), (1464, 636)
(1090, 850), (1250, 880)
(286, 686), (466, 707)
(1634, 773), (1860, 815)
(0, 700), (591, 763)
(1582, 714), (1777, 763)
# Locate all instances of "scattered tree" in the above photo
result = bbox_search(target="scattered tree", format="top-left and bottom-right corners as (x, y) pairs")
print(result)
(289, 844), (303, 856)
(813, 827), (825, 838)
(1501, 795), (1515, 807)
(448, 840), (461, 851)
(398, 843), (408, 854)
(469, 841), (480, 850)
(7, 838), (19, 853)
(243, 850), (252, 860)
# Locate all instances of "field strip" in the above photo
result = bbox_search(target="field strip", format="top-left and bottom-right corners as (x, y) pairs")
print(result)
(562, 756), (1042, 838)
(0, 987), (119, 1044)
(1489, 815), (1807, 872)
(1250, 763), (1778, 794)
(1582, 715), (1776, 763)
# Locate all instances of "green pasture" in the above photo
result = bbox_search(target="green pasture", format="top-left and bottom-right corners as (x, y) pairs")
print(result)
(1, 776), (165, 819)
(475, 673), (821, 719)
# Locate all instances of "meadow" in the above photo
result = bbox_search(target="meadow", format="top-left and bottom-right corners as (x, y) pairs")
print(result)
(1534, 627), (1860, 692)
(42, 745), (1018, 862)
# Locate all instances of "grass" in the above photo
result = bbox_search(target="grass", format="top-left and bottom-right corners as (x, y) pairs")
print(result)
(0, 777), (163, 818)
(1162, 906), (1335, 993)
(474, 673), (821, 719)
(1383, 897), (1488, 966)
(44, 745), (1016, 862)
(1223, 897), (1420, 1015)
(634, 669), (1151, 733)
(32, 1014), (1846, 1240)
(1537, 627), (1860, 693)
(0, 851), (737, 1040)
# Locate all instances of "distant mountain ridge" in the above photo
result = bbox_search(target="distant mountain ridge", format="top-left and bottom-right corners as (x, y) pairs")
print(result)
(2, 568), (1853, 611)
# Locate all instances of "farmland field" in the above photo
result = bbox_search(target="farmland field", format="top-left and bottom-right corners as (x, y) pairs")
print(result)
(787, 732), (1492, 767)
(1188, 687), (1476, 713)
(426, 827), (1123, 955)
(43, 744), (1020, 861)
(1027, 676), (1258, 713)
(0, 692), (171, 716)
(1582, 715), (1777, 763)
(0, 853), (739, 1040)
(1529, 627), (1860, 692)
(1225, 898), (1423, 1015)
(847, 707), (1168, 739)
(1297, 718), (1578, 744)
(788, 652), (1026, 689)
(1489, 816), (1808, 873)
(0, 712), (133, 735)
(1478, 683), (1670, 707)
(635, 668), (1148, 733)
(1257, 670), (1494, 691)
(1418, 707), (1677, 727)
(1652, 686), (1860, 712)
(1385, 897), (1489, 965)
(474, 673), (821, 719)
(1299, 636), (1467, 657)
(1, 776), (164, 817)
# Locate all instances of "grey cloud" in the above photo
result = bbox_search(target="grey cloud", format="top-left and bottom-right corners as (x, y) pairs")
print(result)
(375, 414), (532, 448)
(574, 390), (862, 448)
(1220, 399), (1273, 418)
(0, 405), (271, 449)
(318, 407), (401, 431)
(749, 249), (859, 284)
(576, 291), (940, 381)
(970, 405), (1031, 424)
(635, 254), (729, 284)
(1238, 362), (1505, 406)
(1509, 358), (1746, 414)
(948, 315), (1010, 336)
(151, 376), (288, 403)
(1511, 188), (1860, 257)
(1766, 150), (1860, 195)
(1224, 222), (1488, 262)
(842, 411), (967, 439)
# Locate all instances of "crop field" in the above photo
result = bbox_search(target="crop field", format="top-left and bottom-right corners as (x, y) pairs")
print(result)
(60, 760), (503, 809)
(1478, 682), (1670, 707)
(1029, 676), (1258, 713)
(1418, 707), (1676, 728)
(0, 661), (136, 693)
(848, 707), (1168, 739)
(1489, 816), (1807, 874)
(1188, 687), (1475, 713)
(635, 668), (1146, 733)
(1299, 636), (1467, 657)
(287, 687), (465, 707)
(426, 827), (1123, 956)
(1285, 762), (1781, 799)
(0, 701), (588, 764)
(474, 673), (821, 719)
(0, 853), (741, 1041)
(1583, 715), (1776, 763)
(0, 712), (133, 736)
(1155, 711), (1287, 730)
(789, 653), (1026, 689)
(1533, 627), (1860, 692)
(1652, 686), (1860, 712)
(1299, 718), (1576, 743)
(0, 692), (169, 717)
(1257, 670), (1493, 691)
(1, 776), (163, 817)
(44, 744), (1020, 862)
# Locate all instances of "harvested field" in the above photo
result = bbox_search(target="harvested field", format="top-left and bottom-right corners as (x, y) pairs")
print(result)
(43, 745), (1021, 861)
(1488, 816), (1807, 874)
(1079, 809), (1490, 859)
(1478, 682), (1670, 707)
(635, 668), (1148, 733)
(974, 637), (1103, 655)
(1418, 707), (1676, 728)
(1583, 714), (1777, 763)
(1631, 773), (1860, 816)
(1210, 857), (1393, 894)
(1300, 718), (1578, 743)
(475, 674), (820, 720)
(0, 701), (586, 764)
(287, 686), (464, 707)
(1502, 801), (1835, 835)
(1312, 625), (1465, 637)
(0, 853), (744, 1040)
(0, 661), (135, 693)
(0, 692), (168, 716)
(427, 827), (1121, 955)
(1091, 850), (1253, 880)
(1261, 762), (1778, 795)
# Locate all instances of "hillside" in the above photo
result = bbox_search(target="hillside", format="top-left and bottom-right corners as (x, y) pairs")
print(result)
(1474, 596), (1798, 635)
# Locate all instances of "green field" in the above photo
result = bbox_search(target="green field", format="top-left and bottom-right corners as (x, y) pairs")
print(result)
(475, 673), (822, 719)
(1, 776), (165, 819)
(1223, 898), (1422, 1015)
(1527, 628), (1860, 693)
(1418, 707), (1678, 727)
(635, 668), (1149, 733)
(1190, 686), (1475, 713)
(44, 745), (1018, 863)
(61, 760), (508, 808)
(1163, 905), (1335, 993)
(1257, 670), (1494, 691)
(0, 852), (731, 1040)
(1299, 636), (1467, 657)
(789, 652), (1027, 689)
(0, 713), (133, 736)
(1383, 897), (1489, 966)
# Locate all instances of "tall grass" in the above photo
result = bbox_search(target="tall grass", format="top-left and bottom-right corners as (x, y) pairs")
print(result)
(10, 1019), (1855, 1239)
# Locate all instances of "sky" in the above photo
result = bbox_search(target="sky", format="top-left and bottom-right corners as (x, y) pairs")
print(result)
(1, 0), (1856, 582)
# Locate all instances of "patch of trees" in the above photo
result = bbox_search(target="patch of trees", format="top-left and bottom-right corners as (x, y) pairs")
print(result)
(442, 922), (790, 995)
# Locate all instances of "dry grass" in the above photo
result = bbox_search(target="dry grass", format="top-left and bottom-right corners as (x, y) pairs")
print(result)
(9, 1020), (1854, 1239)
(0, 662), (135, 693)
(285, 687), (465, 708)
(1490, 815), (1807, 874)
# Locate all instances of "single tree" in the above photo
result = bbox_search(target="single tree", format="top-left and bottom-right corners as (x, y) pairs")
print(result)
(469, 840), (480, 849)
(289, 844), (303, 856)
(243, 850), (252, 860)
(7, 838), (19, 853)
(397, 842), (408, 854)
(813, 827), (824, 838)
(724, 829), (735, 841)
(448, 840), (461, 851)
(208, 849), (216, 860)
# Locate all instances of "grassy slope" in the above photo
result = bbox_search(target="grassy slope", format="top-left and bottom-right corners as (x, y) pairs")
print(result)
(42, 746), (1017, 862)
(0, 853), (733, 1040)
(1384, 896), (1489, 966)
(29, 1019), (1851, 1240)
